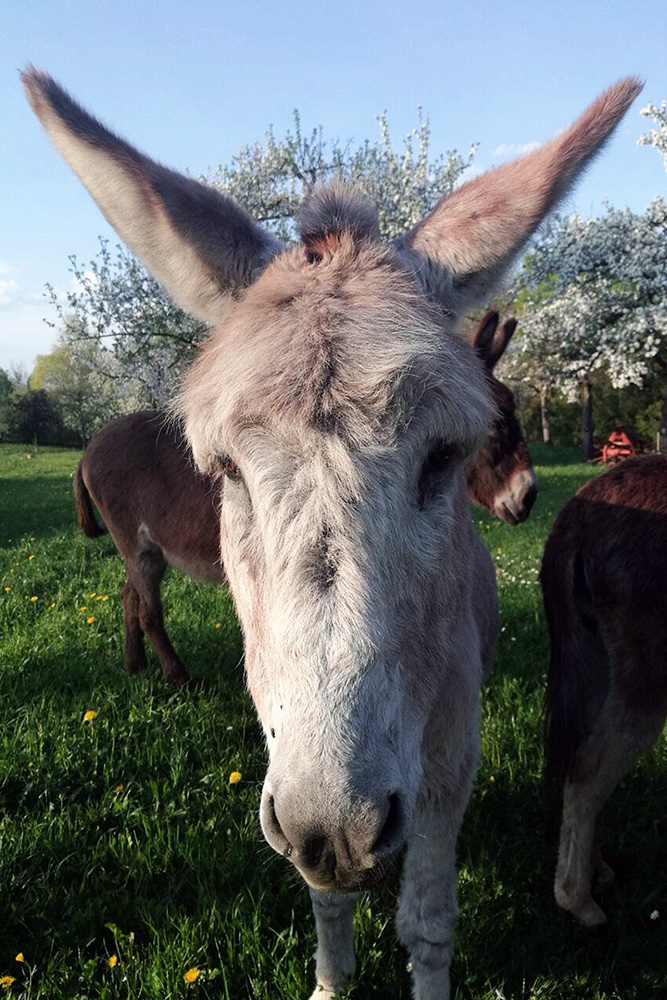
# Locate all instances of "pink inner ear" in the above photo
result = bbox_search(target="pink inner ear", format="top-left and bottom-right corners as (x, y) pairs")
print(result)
(401, 77), (642, 311)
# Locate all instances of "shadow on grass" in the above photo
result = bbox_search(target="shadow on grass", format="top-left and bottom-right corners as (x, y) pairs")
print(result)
(0, 473), (78, 545)
(455, 741), (667, 999)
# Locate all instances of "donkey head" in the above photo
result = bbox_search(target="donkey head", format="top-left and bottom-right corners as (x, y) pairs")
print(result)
(24, 69), (641, 891)
(467, 311), (537, 524)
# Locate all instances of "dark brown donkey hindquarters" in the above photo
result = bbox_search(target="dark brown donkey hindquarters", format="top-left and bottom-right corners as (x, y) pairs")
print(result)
(542, 454), (667, 926)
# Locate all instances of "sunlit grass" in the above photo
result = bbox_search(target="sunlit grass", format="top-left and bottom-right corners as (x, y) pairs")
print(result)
(1, 442), (665, 998)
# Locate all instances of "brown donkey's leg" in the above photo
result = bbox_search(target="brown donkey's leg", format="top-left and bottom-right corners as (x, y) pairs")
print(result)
(127, 548), (191, 688)
(121, 578), (147, 674)
(555, 702), (665, 927)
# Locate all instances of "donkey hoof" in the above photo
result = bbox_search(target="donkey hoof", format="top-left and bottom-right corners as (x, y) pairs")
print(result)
(555, 877), (608, 927)
(576, 897), (607, 927)
(556, 891), (607, 927)
(165, 668), (193, 689)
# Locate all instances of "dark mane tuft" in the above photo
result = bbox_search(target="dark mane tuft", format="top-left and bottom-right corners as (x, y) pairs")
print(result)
(298, 182), (380, 251)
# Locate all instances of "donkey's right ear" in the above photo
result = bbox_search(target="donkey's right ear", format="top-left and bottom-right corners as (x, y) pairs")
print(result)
(471, 311), (499, 366)
(22, 68), (283, 325)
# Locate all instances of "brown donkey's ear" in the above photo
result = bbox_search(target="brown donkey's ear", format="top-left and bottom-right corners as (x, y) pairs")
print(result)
(486, 317), (518, 371)
(395, 78), (642, 320)
(22, 67), (283, 325)
(471, 310), (499, 366)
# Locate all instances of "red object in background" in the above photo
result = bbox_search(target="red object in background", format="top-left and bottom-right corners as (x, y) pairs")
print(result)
(602, 427), (637, 465)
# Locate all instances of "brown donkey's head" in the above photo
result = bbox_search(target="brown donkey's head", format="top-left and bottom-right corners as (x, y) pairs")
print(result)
(467, 311), (537, 524)
(24, 69), (641, 891)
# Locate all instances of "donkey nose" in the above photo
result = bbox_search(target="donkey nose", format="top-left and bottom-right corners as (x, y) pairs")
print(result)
(260, 787), (405, 889)
(523, 482), (537, 514)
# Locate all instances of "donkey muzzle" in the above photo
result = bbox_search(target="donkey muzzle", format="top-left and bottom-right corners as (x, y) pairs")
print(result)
(494, 469), (537, 525)
(260, 784), (405, 892)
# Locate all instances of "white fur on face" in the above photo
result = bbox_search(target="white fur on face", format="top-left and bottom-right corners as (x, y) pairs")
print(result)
(182, 239), (492, 845)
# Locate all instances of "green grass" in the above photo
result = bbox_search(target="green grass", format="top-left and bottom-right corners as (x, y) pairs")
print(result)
(1, 442), (666, 999)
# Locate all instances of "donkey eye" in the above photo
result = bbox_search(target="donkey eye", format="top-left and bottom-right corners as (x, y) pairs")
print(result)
(219, 455), (242, 482)
(417, 443), (452, 508)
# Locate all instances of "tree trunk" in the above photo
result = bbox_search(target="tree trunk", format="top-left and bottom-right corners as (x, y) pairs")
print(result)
(581, 375), (594, 461)
(540, 385), (552, 446)
(659, 387), (667, 454)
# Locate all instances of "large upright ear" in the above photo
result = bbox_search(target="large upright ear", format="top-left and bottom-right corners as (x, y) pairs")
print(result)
(22, 67), (283, 325)
(395, 78), (642, 319)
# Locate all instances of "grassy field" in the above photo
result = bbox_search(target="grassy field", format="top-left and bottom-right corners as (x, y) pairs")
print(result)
(1, 442), (666, 999)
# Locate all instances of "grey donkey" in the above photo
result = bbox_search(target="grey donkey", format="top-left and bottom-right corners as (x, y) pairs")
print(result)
(24, 67), (641, 998)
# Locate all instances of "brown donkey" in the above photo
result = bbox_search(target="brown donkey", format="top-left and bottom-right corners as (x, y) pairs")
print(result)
(26, 67), (640, 999)
(74, 410), (223, 687)
(542, 454), (667, 927)
(74, 311), (535, 687)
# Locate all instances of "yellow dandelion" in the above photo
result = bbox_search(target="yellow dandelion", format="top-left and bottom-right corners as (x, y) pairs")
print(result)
(183, 968), (200, 983)
(114, 784), (124, 793)
(489, 775), (495, 783)
(229, 771), (242, 785)
(0, 977), (16, 988)
(49, 602), (56, 609)
(30, 596), (38, 602)
(28, 554), (34, 561)
(108, 955), (118, 968)
(28, 762), (33, 768)
(4, 587), (10, 593)
(87, 615), (95, 624)
(214, 622), (221, 629)
(83, 709), (98, 722)
(15, 954), (24, 963)
(101, 595), (109, 601)
(90, 592), (96, 598)
(29, 537), (35, 541)
(79, 605), (87, 612)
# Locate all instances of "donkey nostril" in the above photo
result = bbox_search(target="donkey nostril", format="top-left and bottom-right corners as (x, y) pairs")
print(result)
(265, 794), (286, 842)
(524, 484), (537, 512)
(371, 792), (404, 856)
(300, 831), (327, 869)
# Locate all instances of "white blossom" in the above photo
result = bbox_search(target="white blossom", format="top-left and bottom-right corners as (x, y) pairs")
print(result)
(639, 100), (667, 173)
(505, 204), (667, 398)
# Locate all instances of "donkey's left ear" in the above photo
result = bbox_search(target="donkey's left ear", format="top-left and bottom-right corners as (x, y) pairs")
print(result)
(395, 77), (642, 319)
(23, 67), (283, 325)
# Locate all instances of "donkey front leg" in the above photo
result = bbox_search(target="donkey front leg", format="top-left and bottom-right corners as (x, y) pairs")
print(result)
(397, 751), (477, 1000)
(309, 888), (359, 999)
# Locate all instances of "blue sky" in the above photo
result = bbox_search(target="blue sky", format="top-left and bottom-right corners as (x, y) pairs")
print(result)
(2, 0), (665, 372)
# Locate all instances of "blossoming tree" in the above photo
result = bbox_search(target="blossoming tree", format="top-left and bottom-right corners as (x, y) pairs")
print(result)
(506, 202), (667, 456)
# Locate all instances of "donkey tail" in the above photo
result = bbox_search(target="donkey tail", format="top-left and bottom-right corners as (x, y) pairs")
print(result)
(541, 506), (609, 839)
(74, 460), (107, 538)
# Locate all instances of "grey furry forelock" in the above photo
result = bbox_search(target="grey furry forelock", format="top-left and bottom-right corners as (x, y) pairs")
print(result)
(298, 182), (380, 246)
(180, 234), (492, 473)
